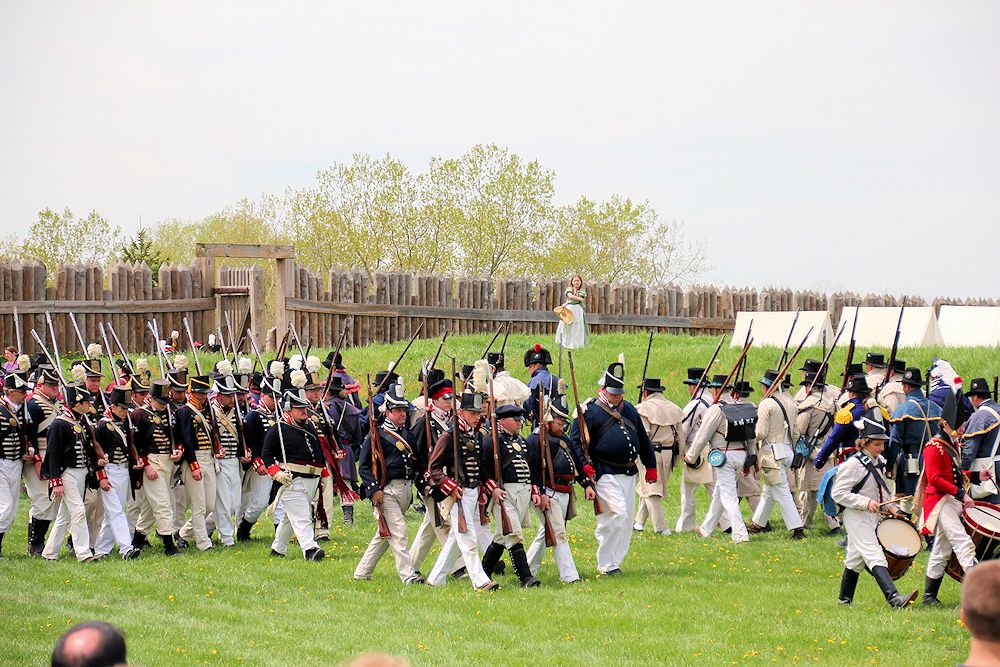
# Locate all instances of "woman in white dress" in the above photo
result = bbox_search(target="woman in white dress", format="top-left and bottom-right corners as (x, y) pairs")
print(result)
(555, 275), (589, 350)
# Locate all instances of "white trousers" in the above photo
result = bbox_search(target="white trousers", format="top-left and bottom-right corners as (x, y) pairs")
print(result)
(135, 454), (176, 537)
(0, 458), (21, 533)
(491, 482), (531, 548)
(409, 495), (451, 572)
(427, 488), (492, 588)
(700, 451), (749, 543)
(212, 458), (242, 546)
(676, 471), (716, 532)
(752, 459), (804, 530)
(594, 474), (638, 573)
(354, 480), (417, 582)
(527, 490), (579, 582)
(843, 508), (887, 571)
(240, 468), (272, 525)
(96, 464), (135, 556)
(180, 452), (218, 550)
(636, 450), (673, 532)
(42, 468), (92, 561)
(926, 498), (978, 579)
(23, 458), (58, 521)
(271, 476), (320, 556)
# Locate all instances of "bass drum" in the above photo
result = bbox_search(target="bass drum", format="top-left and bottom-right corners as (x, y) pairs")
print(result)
(876, 518), (922, 581)
(946, 501), (1000, 582)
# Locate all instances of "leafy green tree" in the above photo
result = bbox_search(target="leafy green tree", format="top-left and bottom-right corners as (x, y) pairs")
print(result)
(119, 227), (169, 283)
(15, 208), (122, 271)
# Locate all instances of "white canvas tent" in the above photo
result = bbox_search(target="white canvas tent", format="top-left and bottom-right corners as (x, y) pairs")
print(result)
(835, 306), (943, 348)
(731, 311), (834, 349)
(937, 306), (1000, 347)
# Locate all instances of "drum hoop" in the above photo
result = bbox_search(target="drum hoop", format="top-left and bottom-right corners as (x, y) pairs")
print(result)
(964, 501), (1000, 539)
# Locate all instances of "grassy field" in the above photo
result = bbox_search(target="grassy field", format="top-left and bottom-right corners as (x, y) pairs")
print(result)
(3, 333), (994, 666)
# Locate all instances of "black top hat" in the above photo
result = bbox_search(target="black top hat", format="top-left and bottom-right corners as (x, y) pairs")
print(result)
(733, 380), (754, 396)
(865, 352), (886, 368)
(419, 367), (445, 385)
(37, 364), (60, 385)
(233, 373), (251, 393)
(900, 367), (923, 387)
(326, 374), (347, 394)
(79, 358), (103, 378)
(382, 384), (408, 411)
(845, 374), (871, 395)
(250, 372), (263, 390)
(495, 404), (525, 420)
(599, 362), (625, 395)
(128, 375), (150, 393)
(966, 378), (992, 398)
(282, 388), (311, 410)
(458, 391), (483, 412)
(800, 359), (823, 373)
(638, 378), (667, 394)
(149, 379), (171, 403)
(800, 371), (826, 388)
(167, 368), (188, 391)
(709, 374), (732, 390)
(115, 359), (133, 376)
(890, 359), (906, 375)
(373, 370), (399, 390)
(322, 351), (344, 370)
(460, 365), (475, 381)
(856, 407), (889, 441)
(3, 371), (29, 391)
(845, 363), (864, 376)
(108, 386), (132, 408)
(213, 374), (239, 395)
(486, 352), (505, 370)
(429, 378), (454, 400)
(188, 375), (212, 394)
(548, 394), (570, 421)
(760, 369), (783, 388)
(683, 368), (706, 386)
(64, 382), (92, 405)
(524, 344), (552, 367)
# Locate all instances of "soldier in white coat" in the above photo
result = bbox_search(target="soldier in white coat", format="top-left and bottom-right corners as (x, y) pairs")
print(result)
(676, 368), (716, 532)
(633, 378), (685, 535)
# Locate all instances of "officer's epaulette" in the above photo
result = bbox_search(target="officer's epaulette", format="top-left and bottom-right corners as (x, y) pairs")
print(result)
(571, 398), (593, 420)
(834, 406), (854, 425)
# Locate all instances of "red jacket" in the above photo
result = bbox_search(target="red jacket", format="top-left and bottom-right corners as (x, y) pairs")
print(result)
(920, 436), (967, 534)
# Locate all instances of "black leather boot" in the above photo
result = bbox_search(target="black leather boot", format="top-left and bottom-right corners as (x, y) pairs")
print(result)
(131, 531), (149, 551)
(838, 568), (859, 604)
(159, 532), (180, 556)
(0, 532), (4, 558)
(343, 505), (354, 526)
(872, 565), (917, 608)
(510, 544), (541, 587)
(236, 519), (253, 542)
(922, 575), (943, 605)
(30, 519), (51, 556)
(481, 542), (505, 577)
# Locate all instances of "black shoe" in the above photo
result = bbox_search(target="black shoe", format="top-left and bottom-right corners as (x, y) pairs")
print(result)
(28, 519), (51, 556)
(481, 542), (505, 578)
(414, 502), (426, 514)
(0, 532), (4, 559)
(174, 533), (189, 549)
(236, 519), (253, 543)
(494, 559), (507, 576)
(159, 533), (180, 556)
(791, 528), (806, 540)
(722, 527), (732, 534)
(603, 568), (623, 576)
(762, 522), (773, 533)
(452, 567), (467, 580)
(122, 549), (140, 561)
(270, 549), (285, 557)
(747, 522), (765, 534)
(131, 531), (150, 551)
(510, 544), (541, 588)
(923, 576), (943, 606)
(343, 505), (354, 526)
(304, 547), (325, 561)
(838, 568), (859, 605)
(828, 527), (842, 536)
(872, 565), (917, 609)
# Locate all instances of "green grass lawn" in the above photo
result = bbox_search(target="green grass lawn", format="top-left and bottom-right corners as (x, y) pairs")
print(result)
(4, 333), (992, 666)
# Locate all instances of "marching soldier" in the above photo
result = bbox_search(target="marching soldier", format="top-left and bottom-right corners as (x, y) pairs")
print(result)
(237, 376), (279, 541)
(42, 382), (105, 562)
(487, 352), (530, 409)
(814, 375), (871, 469)
(732, 380), (762, 516)
(677, 368), (715, 532)
(264, 385), (327, 561)
(123, 374), (151, 537)
(633, 377), (685, 536)
(686, 375), (757, 544)
(887, 368), (942, 515)
(24, 364), (62, 555)
(322, 375), (362, 529)
(831, 408), (917, 608)
(569, 362), (656, 575)
(864, 352), (886, 392)
(176, 374), (220, 551)
(303, 361), (354, 540)
(920, 394), (985, 605)
(71, 358), (106, 549)
(208, 373), (244, 547)
(0, 365), (41, 558)
(130, 380), (181, 555)
(877, 359), (907, 416)
(166, 358), (190, 536)
(323, 350), (362, 410)
(481, 403), (541, 587)
(93, 387), (140, 560)
(523, 344), (561, 427)
(409, 375), (455, 574)
(525, 393), (593, 583)
(748, 370), (804, 539)
(426, 391), (498, 591)
(961, 378), (1000, 504)
(793, 368), (840, 532)
(354, 385), (422, 583)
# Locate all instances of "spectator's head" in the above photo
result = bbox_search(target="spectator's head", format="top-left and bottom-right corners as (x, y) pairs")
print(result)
(51, 621), (126, 667)
(570, 275), (583, 291)
(961, 561), (1000, 645)
(4, 345), (17, 362)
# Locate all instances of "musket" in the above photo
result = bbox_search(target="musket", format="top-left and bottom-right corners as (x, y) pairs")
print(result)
(13, 306), (22, 355)
(566, 350), (603, 515)
(821, 327), (827, 362)
(275, 324), (292, 361)
(877, 306), (905, 398)
(373, 322), (425, 395)
(182, 317), (224, 458)
(480, 323), (505, 359)
(499, 322), (511, 359)
(105, 322), (135, 375)
(365, 374), (392, 539)
(231, 304), (252, 358)
(216, 325), (250, 463)
(763, 327), (814, 400)
(68, 313), (89, 359)
(637, 330), (654, 404)
(322, 325), (349, 401)
(247, 327), (288, 466)
(146, 321), (167, 377)
(993, 376), (998, 403)
(537, 384), (557, 548)
(421, 359), (442, 528)
(98, 323), (142, 469)
(806, 321), (846, 396)
(715, 336), (754, 405)
(841, 305), (860, 391)
(777, 308), (801, 370)
(486, 365), (513, 535)
(430, 329), (449, 369)
(151, 319), (175, 371)
(738, 319), (753, 385)
(449, 357), (468, 534)
(684, 335), (727, 427)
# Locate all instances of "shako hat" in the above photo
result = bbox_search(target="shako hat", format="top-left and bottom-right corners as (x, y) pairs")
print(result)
(598, 362), (625, 395)
(524, 344), (552, 367)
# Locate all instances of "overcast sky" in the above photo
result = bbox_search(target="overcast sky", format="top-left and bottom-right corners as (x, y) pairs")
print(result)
(2, 2), (997, 300)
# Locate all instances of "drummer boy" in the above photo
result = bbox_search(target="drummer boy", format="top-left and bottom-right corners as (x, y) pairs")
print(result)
(920, 392), (993, 605)
(831, 407), (919, 608)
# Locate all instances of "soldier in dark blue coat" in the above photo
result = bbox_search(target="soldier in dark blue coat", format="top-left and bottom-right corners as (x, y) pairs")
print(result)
(814, 375), (870, 469)
(569, 361), (656, 575)
(523, 344), (561, 427)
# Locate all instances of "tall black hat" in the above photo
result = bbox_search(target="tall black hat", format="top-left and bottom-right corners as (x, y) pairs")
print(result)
(149, 379), (171, 403)
(524, 344), (552, 367)
(548, 394), (570, 421)
(890, 359), (906, 376)
(683, 368), (706, 386)
(167, 368), (188, 391)
(458, 391), (483, 412)
(845, 363), (864, 377)
(733, 380), (754, 396)
(108, 386), (132, 408)
(212, 374), (239, 395)
(709, 374), (732, 390)
(281, 387), (311, 410)
(800, 371), (826, 387)
(900, 367), (923, 387)
(79, 358), (103, 378)
(188, 375), (212, 394)
(128, 374), (151, 393)
(64, 382), (92, 405)
(37, 364), (60, 385)
(845, 374), (871, 395)
(966, 378), (992, 398)
(3, 371), (30, 391)
(487, 352), (505, 371)
(865, 352), (886, 368)
(382, 384), (408, 411)
(855, 407), (889, 441)
(638, 378), (667, 394)
(599, 362), (625, 395)
(322, 351), (344, 370)
(800, 359), (823, 373)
